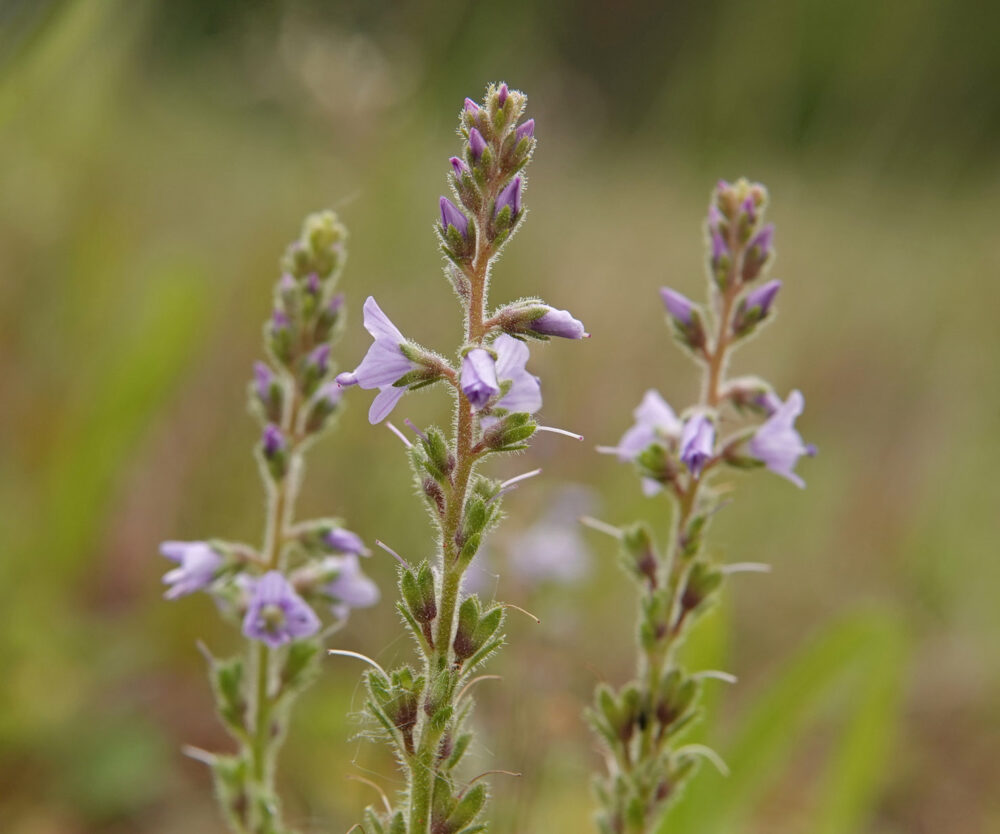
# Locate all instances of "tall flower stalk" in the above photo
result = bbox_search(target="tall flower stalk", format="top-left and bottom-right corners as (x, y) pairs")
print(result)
(335, 83), (586, 834)
(158, 212), (379, 834)
(587, 179), (815, 834)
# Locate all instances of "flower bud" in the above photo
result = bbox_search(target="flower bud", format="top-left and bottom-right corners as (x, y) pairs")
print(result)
(680, 414), (715, 477)
(660, 287), (706, 351)
(261, 424), (288, 480)
(494, 176), (522, 225)
(252, 361), (284, 424)
(300, 343), (331, 396)
(461, 348), (500, 409)
(732, 279), (781, 338)
(468, 128), (487, 162)
(742, 223), (775, 282)
(303, 380), (342, 434)
(481, 411), (536, 452)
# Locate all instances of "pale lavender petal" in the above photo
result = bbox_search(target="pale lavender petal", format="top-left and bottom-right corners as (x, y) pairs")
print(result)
(362, 296), (406, 344)
(530, 307), (587, 339)
(369, 386), (406, 424)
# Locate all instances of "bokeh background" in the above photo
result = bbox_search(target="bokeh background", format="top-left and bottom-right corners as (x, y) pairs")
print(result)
(3, 0), (1000, 831)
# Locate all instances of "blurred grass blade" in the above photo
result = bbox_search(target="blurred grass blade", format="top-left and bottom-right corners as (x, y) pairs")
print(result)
(661, 607), (906, 834)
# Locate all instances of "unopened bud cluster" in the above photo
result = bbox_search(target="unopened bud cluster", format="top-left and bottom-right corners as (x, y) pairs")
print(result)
(590, 179), (815, 834)
(157, 212), (378, 834)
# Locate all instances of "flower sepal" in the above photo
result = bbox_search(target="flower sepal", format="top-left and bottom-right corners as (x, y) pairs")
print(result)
(480, 411), (537, 453)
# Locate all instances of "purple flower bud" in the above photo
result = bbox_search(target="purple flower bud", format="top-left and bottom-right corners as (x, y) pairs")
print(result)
(530, 307), (588, 339)
(464, 97), (479, 113)
(461, 348), (500, 410)
(306, 273), (320, 296)
(254, 361), (274, 402)
(450, 156), (469, 177)
(242, 571), (320, 648)
(279, 273), (297, 295)
(744, 279), (781, 315)
(315, 380), (342, 408)
(494, 177), (522, 221)
(327, 293), (344, 316)
(515, 118), (534, 143)
(272, 309), (290, 330)
(748, 390), (816, 488)
(160, 541), (223, 599)
(739, 195), (757, 226)
(324, 527), (369, 555)
(749, 223), (774, 258)
(440, 196), (470, 239)
(659, 287), (695, 326)
(711, 228), (728, 262)
(263, 424), (285, 458)
(307, 343), (331, 376)
(497, 83), (509, 105)
(323, 555), (380, 613)
(468, 128), (487, 161)
(680, 414), (715, 477)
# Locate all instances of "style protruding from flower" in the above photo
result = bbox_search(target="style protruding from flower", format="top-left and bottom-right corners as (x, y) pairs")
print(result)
(243, 571), (321, 648)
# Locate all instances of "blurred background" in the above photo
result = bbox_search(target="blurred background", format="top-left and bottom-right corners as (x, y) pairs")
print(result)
(2, 0), (999, 831)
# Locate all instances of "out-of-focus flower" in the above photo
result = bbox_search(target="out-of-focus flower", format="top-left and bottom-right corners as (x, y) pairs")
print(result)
(242, 571), (320, 648)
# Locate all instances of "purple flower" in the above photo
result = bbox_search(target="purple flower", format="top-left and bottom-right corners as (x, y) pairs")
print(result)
(160, 541), (223, 599)
(680, 414), (715, 477)
(468, 128), (487, 161)
(242, 571), (320, 648)
(254, 361), (274, 402)
(461, 348), (500, 410)
(530, 307), (588, 339)
(439, 196), (470, 239)
(336, 297), (419, 424)
(495, 177), (522, 221)
(744, 279), (781, 315)
(659, 287), (695, 326)
(324, 527), (369, 555)
(323, 555), (380, 618)
(515, 119), (535, 142)
(464, 97), (479, 113)
(497, 83), (509, 105)
(491, 334), (541, 414)
(748, 390), (816, 488)
(450, 156), (469, 177)
(602, 390), (682, 463)
(263, 424), (285, 458)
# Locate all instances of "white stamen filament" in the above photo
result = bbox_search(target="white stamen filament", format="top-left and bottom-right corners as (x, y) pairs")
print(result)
(327, 649), (388, 679)
(536, 425), (584, 441)
(499, 468), (542, 491)
(693, 670), (738, 684)
(579, 515), (624, 539)
(375, 539), (410, 568)
(386, 421), (412, 448)
(720, 561), (772, 575)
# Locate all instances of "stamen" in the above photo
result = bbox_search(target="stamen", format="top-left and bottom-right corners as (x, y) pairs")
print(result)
(501, 602), (541, 624)
(580, 516), (624, 539)
(720, 561), (772, 575)
(347, 774), (393, 815)
(467, 769), (522, 787)
(386, 421), (413, 448)
(674, 743), (730, 776)
(327, 649), (388, 679)
(375, 539), (410, 568)
(693, 670), (738, 684)
(456, 674), (502, 703)
(498, 468), (542, 491)
(403, 418), (429, 443)
(536, 425), (584, 441)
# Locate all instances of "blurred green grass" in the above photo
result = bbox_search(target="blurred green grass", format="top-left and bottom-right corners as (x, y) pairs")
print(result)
(2, 1), (999, 832)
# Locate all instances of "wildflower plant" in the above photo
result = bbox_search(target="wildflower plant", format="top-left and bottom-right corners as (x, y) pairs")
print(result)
(335, 83), (586, 834)
(158, 212), (379, 833)
(587, 179), (815, 834)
